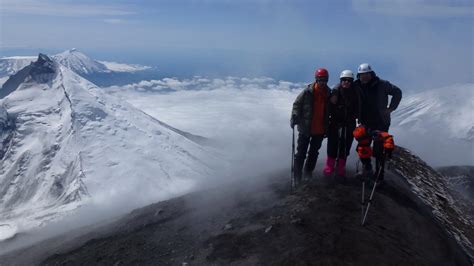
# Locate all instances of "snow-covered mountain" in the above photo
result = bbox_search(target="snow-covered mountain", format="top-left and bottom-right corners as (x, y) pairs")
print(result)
(0, 54), (220, 239)
(392, 83), (473, 141)
(391, 83), (474, 165)
(52, 49), (109, 75)
(0, 49), (151, 79)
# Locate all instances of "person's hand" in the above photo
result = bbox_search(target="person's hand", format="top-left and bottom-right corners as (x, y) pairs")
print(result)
(384, 108), (393, 115)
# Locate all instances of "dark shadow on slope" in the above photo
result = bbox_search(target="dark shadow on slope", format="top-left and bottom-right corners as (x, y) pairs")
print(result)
(0, 64), (33, 99)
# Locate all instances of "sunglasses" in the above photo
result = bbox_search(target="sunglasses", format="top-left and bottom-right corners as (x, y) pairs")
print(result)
(340, 78), (353, 83)
(316, 78), (328, 82)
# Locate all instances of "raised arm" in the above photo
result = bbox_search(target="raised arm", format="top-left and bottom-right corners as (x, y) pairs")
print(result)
(387, 82), (402, 111)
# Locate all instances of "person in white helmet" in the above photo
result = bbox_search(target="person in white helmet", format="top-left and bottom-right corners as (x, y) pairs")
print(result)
(353, 63), (402, 180)
(323, 70), (360, 177)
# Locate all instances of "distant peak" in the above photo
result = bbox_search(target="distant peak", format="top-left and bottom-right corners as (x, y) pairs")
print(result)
(57, 48), (81, 56)
(52, 49), (108, 75)
(37, 53), (54, 64)
(29, 53), (57, 81)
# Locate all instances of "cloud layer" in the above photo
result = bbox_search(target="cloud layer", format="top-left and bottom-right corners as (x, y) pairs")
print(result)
(107, 77), (474, 168)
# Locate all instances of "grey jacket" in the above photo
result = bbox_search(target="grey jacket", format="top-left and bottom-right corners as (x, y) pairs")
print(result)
(291, 82), (331, 136)
(354, 76), (402, 129)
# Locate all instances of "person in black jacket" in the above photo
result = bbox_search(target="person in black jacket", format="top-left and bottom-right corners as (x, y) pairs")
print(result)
(354, 63), (402, 180)
(323, 70), (360, 177)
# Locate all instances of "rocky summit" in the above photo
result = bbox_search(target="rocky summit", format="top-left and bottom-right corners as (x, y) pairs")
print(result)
(0, 147), (471, 266)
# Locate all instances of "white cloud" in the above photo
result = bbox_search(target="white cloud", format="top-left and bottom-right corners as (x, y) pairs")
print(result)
(106, 77), (473, 168)
(106, 76), (304, 94)
(106, 77), (305, 179)
(0, 0), (136, 17)
(352, 0), (474, 17)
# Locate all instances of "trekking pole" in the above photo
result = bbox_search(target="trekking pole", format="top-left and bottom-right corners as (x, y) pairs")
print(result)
(341, 124), (347, 178)
(339, 102), (348, 179)
(361, 150), (387, 226)
(291, 127), (296, 191)
(334, 126), (342, 177)
(356, 159), (365, 223)
(361, 178), (365, 224)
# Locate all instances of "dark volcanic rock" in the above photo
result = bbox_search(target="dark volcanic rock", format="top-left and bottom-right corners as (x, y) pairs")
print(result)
(0, 147), (472, 265)
(1, 54), (58, 99)
(0, 106), (14, 160)
(389, 148), (474, 259)
(438, 165), (474, 204)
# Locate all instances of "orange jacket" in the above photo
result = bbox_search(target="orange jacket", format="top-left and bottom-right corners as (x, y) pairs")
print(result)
(311, 83), (327, 135)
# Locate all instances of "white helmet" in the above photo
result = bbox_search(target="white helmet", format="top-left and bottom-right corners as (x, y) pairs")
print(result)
(339, 70), (354, 79)
(357, 63), (373, 74)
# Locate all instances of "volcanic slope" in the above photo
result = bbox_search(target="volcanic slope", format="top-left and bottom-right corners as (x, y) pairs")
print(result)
(0, 147), (471, 265)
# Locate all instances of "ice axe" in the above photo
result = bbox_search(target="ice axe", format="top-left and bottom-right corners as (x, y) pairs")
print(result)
(290, 127), (296, 191)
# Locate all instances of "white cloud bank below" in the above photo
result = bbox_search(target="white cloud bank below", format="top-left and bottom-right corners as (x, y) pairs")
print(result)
(106, 77), (474, 168)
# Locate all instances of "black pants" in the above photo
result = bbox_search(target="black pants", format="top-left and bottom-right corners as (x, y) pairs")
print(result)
(294, 133), (324, 177)
(327, 124), (355, 159)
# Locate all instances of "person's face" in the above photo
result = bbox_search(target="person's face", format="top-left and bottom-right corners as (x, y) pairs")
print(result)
(317, 80), (327, 86)
(316, 77), (328, 86)
(359, 72), (372, 84)
(340, 78), (353, 89)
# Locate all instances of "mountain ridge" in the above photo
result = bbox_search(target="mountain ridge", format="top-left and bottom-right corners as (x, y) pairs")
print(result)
(0, 54), (222, 238)
(0, 49), (151, 79)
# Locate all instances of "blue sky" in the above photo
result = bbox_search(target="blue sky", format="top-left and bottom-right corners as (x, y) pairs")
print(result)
(0, 0), (473, 90)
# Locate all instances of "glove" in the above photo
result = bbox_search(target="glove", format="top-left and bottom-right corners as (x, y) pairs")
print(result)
(384, 108), (393, 115)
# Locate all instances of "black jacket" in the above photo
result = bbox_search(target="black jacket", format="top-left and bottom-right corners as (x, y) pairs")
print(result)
(353, 75), (402, 129)
(328, 83), (360, 128)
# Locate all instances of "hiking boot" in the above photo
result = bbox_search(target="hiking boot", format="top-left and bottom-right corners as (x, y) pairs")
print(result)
(364, 168), (374, 178)
(336, 158), (347, 177)
(355, 167), (373, 181)
(373, 169), (385, 182)
(323, 157), (336, 176)
(303, 170), (313, 181)
(294, 157), (304, 186)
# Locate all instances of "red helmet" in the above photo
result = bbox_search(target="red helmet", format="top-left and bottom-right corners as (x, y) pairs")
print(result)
(315, 68), (329, 78)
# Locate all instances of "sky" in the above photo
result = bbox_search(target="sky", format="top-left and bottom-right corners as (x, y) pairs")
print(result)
(0, 0), (473, 89)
